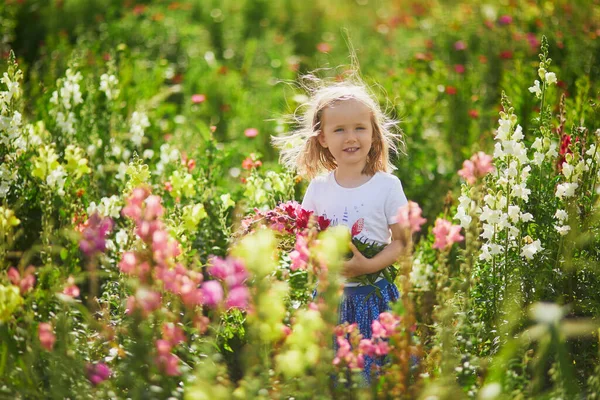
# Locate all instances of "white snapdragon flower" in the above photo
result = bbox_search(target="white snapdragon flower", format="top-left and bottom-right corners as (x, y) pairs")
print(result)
(545, 72), (557, 85)
(99, 73), (120, 100)
(521, 239), (542, 260)
(532, 151), (545, 166)
(130, 111), (150, 147)
(507, 205), (520, 222)
(409, 258), (434, 290)
(88, 195), (122, 219)
(115, 229), (129, 249)
(561, 163), (574, 179)
(528, 80), (542, 98)
(555, 182), (578, 199)
(554, 209), (568, 222)
(46, 166), (67, 196)
(554, 225), (571, 236)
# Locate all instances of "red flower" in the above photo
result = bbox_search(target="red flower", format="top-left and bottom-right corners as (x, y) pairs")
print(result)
(468, 109), (479, 119)
(454, 64), (465, 74)
(500, 50), (513, 59)
(446, 86), (457, 95)
(318, 216), (331, 231)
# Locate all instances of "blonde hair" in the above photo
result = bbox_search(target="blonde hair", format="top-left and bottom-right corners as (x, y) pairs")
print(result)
(272, 72), (404, 180)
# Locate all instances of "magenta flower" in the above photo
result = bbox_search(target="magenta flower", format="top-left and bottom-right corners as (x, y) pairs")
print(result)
(38, 323), (56, 351)
(395, 201), (427, 234)
(86, 362), (111, 386)
(8, 266), (35, 294)
(432, 218), (464, 250)
(208, 257), (248, 288)
(454, 64), (466, 74)
(226, 286), (249, 309)
(79, 212), (114, 257)
(126, 287), (162, 316)
(458, 151), (494, 185)
(498, 15), (513, 25)
(201, 281), (224, 307)
(454, 40), (467, 51)
(162, 323), (186, 347)
(155, 339), (180, 376)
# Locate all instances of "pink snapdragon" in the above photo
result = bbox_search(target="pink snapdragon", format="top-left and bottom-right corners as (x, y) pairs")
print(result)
(226, 286), (249, 309)
(126, 287), (162, 316)
(38, 323), (56, 351)
(201, 281), (224, 307)
(432, 218), (464, 250)
(162, 322), (186, 347)
(155, 339), (180, 376)
(79, 212), (114, 257)
(458, 151), (494, 185)
(396, 201), (427, 233)
(86, 362), (111, 386)
(63, 276), (80, 298)
(8, 266), (35, 294)
(289, 234), (310, 271)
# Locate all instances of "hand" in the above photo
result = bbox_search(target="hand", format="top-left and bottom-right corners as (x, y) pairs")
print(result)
(342, 242), (370, 278)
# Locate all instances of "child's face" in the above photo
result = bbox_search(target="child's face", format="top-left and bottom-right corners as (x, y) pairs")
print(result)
(318, 99), (373, 171)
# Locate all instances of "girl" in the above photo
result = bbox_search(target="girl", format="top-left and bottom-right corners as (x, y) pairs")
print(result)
(273, 76), (408, 380)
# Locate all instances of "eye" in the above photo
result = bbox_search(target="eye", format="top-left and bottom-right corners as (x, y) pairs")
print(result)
(334, 128), (344, 132)
(356, 127), (365, 130)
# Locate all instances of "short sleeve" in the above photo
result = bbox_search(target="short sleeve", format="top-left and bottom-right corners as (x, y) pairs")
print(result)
(301, 181), (317, 212)
(385, 177), (408, 225)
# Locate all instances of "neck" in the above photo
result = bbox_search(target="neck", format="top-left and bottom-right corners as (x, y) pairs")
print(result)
(334, 162), (371, 187)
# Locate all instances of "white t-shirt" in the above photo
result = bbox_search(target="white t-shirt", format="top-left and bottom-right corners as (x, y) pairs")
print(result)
(302, 171), (408, 286)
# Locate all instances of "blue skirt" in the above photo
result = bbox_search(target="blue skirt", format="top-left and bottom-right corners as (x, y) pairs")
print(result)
(338, 279), (400, 383)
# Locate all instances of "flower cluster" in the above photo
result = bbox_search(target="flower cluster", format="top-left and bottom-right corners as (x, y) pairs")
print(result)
(203, 257), (249, 309)
(7, 266), (35, 294)
(32, 145), (67, 195)
(99, 73), (119, 100)
(86, 362), (111, 386)
(130, 111), (150, 148)
(457, 152), (494, 185)
(240, 201), (330, 238)
(87, 195), (122, 219)
(79, 212), (114, 257)
(0, 206), (20, 237)
(432, 218), (464, 251)
(242, 170), (293, 209)
(49, 68), (83, 136)
(120, 186), (204, 313)
(0, 53), (23, 150)
(0, 284), (22, 322)
(38, 322), (55, 351)
(64, 145), (92, 179)
(154, 322), (186, 376)
(474, 99), (542, 261)
(409, 256), (434, 291)
(333, 312), (400, 370)
(396, 201), (427, 234)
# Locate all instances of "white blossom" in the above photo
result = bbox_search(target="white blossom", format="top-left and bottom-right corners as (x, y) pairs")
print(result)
(521, 239), (542, 260)
(528, 80), (542, 98)
(554, 225), (571, 236)
(555, 182), (578, 199)
(99, 73), (120, 100)
(554, 209), (568, 222)
(545, 72), (557, 85)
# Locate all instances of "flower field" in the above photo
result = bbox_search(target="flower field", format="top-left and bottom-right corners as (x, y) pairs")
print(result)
(1, 0), (600, 398)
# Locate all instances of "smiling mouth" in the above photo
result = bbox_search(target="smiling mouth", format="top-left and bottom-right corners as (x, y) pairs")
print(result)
(343, 147), (360, 153)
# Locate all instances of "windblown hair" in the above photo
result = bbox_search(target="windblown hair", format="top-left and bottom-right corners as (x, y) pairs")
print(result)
(272, 72), (404, 180)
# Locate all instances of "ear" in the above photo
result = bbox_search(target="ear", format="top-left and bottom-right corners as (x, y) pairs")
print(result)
(317, 131), (328, 148)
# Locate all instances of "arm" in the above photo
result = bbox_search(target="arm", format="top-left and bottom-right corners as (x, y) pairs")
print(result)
(342, 223), (404, 278)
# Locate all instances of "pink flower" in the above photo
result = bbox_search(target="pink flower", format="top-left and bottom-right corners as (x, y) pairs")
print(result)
(191, 94), (206, 104)
(144, 195), (164, 220)
(155, 340), (180, 376)
(126, 288), (162, 316)
(498, 15), (513, 25)
(454, 64), (465, 74)
(378, 312), (400, 335)
(244, 128), (259, 138)
(201, 281), (224, 307)
(8, 266), (35, 294)
(358, 338), (376, 357)
(119, 251), (138, 274)
(63, 276), (80, 298)
(86, 362), (111, 386)
(316, 42), (331, 53)
(432, 218), (464, 250)
(458, 151), (494, 184)
(395, 201), (427, 233)
(38, 323), (56, 351)
(226, 286), (249, 309)
(289, 235), (309, 271)
(162, 323), (186, 347)
(208, 257), (248, 288)
(454, 40), (467, 51)
(79, 213), (114, 257)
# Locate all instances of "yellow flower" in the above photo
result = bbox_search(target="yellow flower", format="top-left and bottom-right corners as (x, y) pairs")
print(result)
(0, 284), (23, 322)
